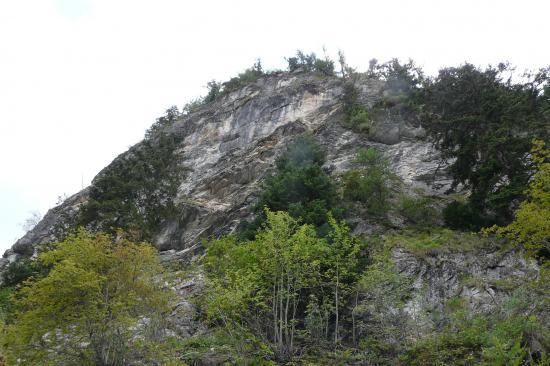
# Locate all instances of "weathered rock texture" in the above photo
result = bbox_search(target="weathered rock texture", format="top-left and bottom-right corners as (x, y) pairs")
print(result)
(5, 71), (452, 258)
(393, 247), (539, 327)
(2, 70), (540, 343)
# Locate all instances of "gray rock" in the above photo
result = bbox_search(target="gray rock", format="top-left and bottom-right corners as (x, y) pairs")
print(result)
(5, 73), (455, 254)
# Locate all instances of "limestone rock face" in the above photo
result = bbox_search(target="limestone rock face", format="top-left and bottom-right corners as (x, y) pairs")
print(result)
(3, 71), (541, 347)
(5, 72), (453, 256)
(392, 247), (539, 326)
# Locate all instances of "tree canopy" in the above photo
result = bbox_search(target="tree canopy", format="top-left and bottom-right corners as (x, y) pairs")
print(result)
(422, 64), (549, 229)
(2, 229), (171, 366)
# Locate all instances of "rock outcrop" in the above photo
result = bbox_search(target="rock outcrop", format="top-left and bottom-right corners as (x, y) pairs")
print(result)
(4, 71), (452, 257)
(2, 70), (541, 352)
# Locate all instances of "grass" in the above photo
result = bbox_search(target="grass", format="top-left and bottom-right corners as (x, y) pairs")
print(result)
(384, 228), (497, 257)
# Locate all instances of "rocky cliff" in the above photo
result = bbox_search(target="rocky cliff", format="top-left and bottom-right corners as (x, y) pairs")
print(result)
(3, 69), (545, 364)
(4, 71), (452, 259)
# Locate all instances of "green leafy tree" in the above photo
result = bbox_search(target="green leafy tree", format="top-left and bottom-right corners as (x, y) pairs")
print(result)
(203, 210), (364, 359)
(203, 210), (327, 358)
(484, 139), (550, 259)
(325, 215), (361, 345)
(2, 229), (171, 366)
(343, 148), (400, 215)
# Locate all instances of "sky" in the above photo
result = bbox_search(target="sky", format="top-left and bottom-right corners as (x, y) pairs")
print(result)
(1, 0), (549, 252)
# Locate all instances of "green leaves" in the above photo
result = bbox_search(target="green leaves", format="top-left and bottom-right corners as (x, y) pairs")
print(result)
(422, 64), (549, 229)
(241, 135), (339, 239)
(203, 210), (363, 358)
(342, 148), (400, 215)
(484, 139), (550, 259)
(3, 229), (170, 365)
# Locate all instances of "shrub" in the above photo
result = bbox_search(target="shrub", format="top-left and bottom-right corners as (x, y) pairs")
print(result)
(400, 194), (438, 227)
(286, 50), (335, 76)
(443, 201), (490, 231)
(144, 106), (180, 140)
(343, 148), (399, 215)
(221, 60), (264, 94)
(240, 135), (339, 239)
(342, 82), (371, 133)
(1, 259), (41, 288)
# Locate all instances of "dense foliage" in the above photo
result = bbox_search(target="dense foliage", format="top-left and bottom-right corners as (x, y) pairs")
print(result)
(79, 132), (182, 241)
(2, 230), (171, 365)
(240, 135), (339, 238)
(485, 139), (550, 259)
(203, 210), (363, 360)
(422, 64), (549, 230)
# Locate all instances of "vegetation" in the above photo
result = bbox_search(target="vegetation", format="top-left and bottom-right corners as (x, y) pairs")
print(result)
(484, 139), (550, 259)
(399, 294), (549, 366)
(342, 82), (371, 132)
(399, 193), (438, 228)
(286, 50), (335, 76)
(79, 130), (182, 241)
(422, 64), (549, 230)
(202, 210), (363, 360)
(1, 258), (43, 288)
(2, 54), (550, 364)
(2, 229), (172, 365)
(342, 148), (400, 215)
(144, 105), (180, 140)
(240, 134), (339, 238)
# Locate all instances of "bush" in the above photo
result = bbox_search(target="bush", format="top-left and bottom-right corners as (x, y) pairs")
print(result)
(443, 201), (491, 231)
(400, 194), (438, 227)
(342, 82), (371, 133)
(286, 50), (335, 76)
(399, 309), (547, 365)
(343, 148), (399, 215)
(3, 229), (172, 365)
(240, 135), (339, 239)
(144, 106), (180, 140)
(1, 259), (41, 288)
(222, 60), (264, 94)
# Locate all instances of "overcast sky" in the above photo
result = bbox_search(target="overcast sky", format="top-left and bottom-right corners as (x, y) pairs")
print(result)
(1, 0), (548, 252)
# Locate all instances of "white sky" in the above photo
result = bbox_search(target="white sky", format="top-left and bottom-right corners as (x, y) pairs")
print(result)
(1, 0), (549, 252)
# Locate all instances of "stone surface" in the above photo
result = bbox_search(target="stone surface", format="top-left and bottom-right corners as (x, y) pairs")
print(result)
(392, 246), (539, 329)
(2, 71), (541, 349)
(5, 73), (453, 254)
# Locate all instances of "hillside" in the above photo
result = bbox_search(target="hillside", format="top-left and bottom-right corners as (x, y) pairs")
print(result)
(1, 56), (548, 365)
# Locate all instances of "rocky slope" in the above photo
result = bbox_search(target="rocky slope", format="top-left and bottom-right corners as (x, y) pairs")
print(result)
(4, 71), (450, 258)
(2, 71), (541, 347)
